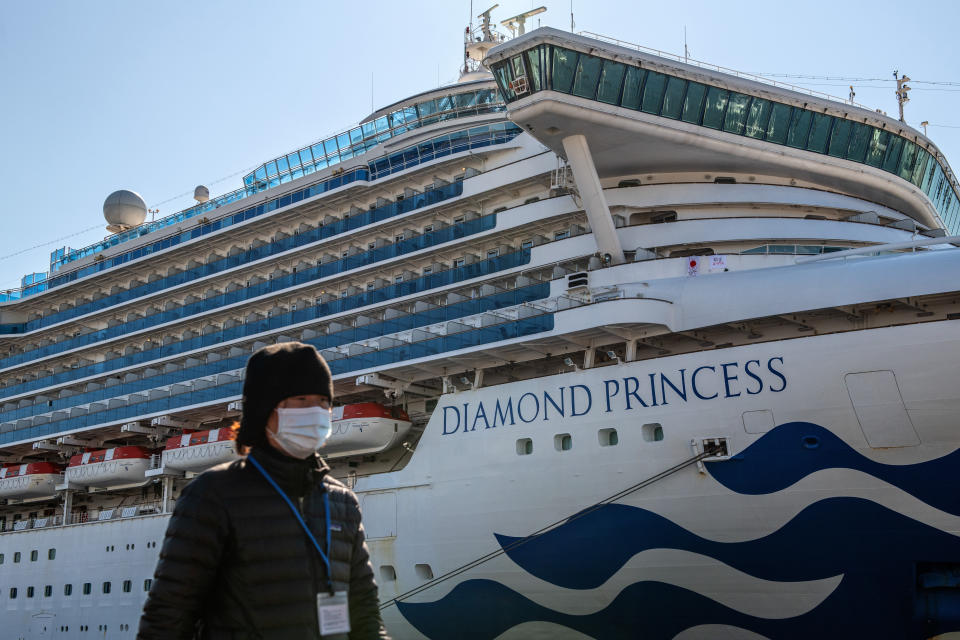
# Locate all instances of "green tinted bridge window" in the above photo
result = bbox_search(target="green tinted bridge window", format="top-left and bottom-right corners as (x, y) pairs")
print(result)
(489, 44), (960, 232)
(596, 60), (626, 104)
(641, 71), (667, 114)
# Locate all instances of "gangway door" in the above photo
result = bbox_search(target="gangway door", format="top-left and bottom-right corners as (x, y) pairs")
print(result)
(845, 370), (920, 448)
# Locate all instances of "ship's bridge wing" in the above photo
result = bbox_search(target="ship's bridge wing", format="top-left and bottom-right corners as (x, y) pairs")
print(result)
(484, 28), (960, 233)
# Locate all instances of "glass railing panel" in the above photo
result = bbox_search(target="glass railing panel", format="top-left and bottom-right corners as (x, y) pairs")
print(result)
(2, 180), (466, 335)
(0, 209), (491, 370)
(0, 260), (541, 406)
(0, 312), (554, 444)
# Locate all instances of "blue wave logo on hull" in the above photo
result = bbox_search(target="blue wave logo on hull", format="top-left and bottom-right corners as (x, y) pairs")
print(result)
(397, 422), (960, 639)
(400, 499), (960, 639)
(705, 421), (960, 515)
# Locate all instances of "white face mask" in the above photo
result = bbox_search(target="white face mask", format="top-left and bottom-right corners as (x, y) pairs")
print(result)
(270, 406), (332, 459)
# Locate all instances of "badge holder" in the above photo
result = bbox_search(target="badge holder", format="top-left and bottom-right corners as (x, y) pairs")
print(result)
(317, 591), (351, 635)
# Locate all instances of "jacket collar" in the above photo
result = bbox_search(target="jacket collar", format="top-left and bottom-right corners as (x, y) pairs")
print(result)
(248, 444), (330, 497)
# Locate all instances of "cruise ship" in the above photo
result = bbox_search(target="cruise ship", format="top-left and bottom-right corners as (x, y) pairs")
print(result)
(2, 8), (960, 639)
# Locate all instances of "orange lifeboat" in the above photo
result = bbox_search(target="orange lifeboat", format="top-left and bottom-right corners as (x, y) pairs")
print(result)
(0, 462), (64, 500)
(64, 446), (153, 488)
(161, 427), (239, 473)
(324, 403), (413, 458)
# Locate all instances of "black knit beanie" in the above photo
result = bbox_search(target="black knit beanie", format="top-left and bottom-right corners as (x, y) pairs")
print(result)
(237, 342), (334, 450)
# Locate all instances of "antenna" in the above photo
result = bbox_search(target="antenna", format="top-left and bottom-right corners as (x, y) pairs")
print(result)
(920, 120), (929, 136)
(570, 0), (575, 32)
(501, 6), (546, 37)
(894, 70), (911, 123)
(684, 26), (690, 63)
(477, 4), (498, 41)
(848, 85), (856, 105)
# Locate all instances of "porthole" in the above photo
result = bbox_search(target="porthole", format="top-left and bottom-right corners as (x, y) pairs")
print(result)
(48, 548), (56, 560)
(27, 586), (35, 598)
(414, 563), (434, 581)
(554, 433), (573, 451)
(516, 438), (533, 455)
(642, 423), (664, 442)
(13, 551), (20, 563)
(379, 565), (397, 582)
(30, 549), (38, 561)
(123, 580), (132, 593)
(598, 428), (619, 446)
(82, 582), (91, 595)
(143, 578), (153, 592)
(102, 581), (111, 594)
(64, 583), (73, 596)
(44, 585), (52, 597)
(9, 587), (16, 599)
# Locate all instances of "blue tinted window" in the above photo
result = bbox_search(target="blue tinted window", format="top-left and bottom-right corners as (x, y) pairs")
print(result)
(323, 138), (339, 157)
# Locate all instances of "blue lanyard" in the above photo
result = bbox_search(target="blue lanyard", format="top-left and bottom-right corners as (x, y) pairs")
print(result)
(247, 454), (333, 591)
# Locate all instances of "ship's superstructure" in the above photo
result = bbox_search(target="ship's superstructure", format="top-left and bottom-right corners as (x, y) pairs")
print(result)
(2, 11), (960, 640)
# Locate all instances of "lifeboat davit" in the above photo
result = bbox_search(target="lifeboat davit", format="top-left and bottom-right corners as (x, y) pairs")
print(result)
(324, 403), (412, 458)
(162, 427), (239, 472)
(65, 446), (153, 488)
(0, 462), (64, 500)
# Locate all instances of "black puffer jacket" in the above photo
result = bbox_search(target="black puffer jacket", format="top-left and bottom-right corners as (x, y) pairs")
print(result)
(137, 446), (389, 639)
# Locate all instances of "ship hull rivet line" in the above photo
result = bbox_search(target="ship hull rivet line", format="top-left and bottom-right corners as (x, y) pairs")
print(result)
(379, 448), (718, 610)
(560, 134), (626, 265)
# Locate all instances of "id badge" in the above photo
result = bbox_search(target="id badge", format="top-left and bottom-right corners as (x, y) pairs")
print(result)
(317, 591), (351, 635)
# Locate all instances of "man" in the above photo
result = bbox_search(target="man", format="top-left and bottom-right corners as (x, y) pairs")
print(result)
(138, 342), (389, 639)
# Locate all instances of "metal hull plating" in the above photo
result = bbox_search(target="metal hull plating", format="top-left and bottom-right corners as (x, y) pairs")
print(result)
(3, 320), (958, 639)
(371, 319), (960, 639)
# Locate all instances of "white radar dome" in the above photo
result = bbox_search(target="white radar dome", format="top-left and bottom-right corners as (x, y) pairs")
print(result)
(194, 185), (210, 203)
(103, 190), (147, 233)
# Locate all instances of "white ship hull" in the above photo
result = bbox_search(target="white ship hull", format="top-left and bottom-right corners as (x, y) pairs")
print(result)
(3, 319), (957, 638)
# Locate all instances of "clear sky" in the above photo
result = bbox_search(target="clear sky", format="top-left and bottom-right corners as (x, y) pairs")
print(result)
(1, 0), (957, 291)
